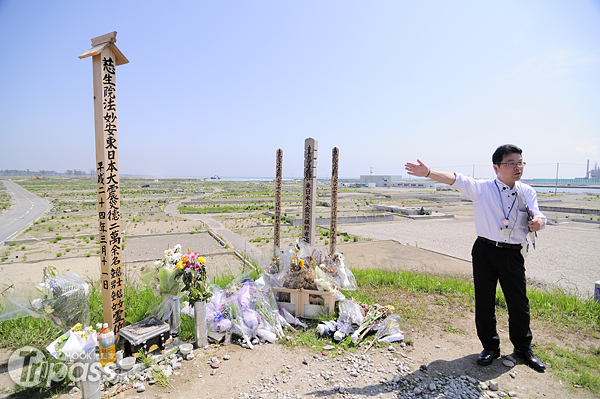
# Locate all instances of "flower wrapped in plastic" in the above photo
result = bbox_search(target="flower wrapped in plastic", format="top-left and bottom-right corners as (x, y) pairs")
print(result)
(264, 239), (354, 293)
(321, 252), (357, 291)
(350, 303), (395, 344)
(0, 266), (90, 330)
(222, 274), (285, 348)
(252, 284), (284, 339)
(373, 315), (405, 343)
(141, 245), (212, 332)
(46, 323), (97, 360)
(333, 298), (365, 341)
(223, 276), (255, 348)
(206, 288), (232, 333)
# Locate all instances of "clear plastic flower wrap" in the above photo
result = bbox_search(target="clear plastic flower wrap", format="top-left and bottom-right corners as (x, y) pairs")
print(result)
(263, 239), (355, 292)
(322, 253), (357, 291)
(205, 288), (232, 333)
(0, 266), (90, 330)
(373, 314), (404, 343)
(221, 273), (285, 348)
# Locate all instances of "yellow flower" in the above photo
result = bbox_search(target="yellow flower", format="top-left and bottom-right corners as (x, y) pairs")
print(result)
(176, 261), (184, 270)
(299, 259), (305, 268)
(182, 256), (188, 263)
(198, 257), (206, 264)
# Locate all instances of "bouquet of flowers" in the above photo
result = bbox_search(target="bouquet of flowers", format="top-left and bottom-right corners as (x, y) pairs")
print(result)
(0, 266), (90, 330)
(264, 239), (357, 293)
(46, 323), (97, 360)
(142, 245), (212, 332)
(143, 244), (212, 303)
(350, 303), (395, 344)
(179, 251), (212, 306)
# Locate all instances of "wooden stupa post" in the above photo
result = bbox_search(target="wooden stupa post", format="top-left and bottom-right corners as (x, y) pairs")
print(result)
(274, 149), (283, 254)
(302, 138), (318, 246)
(329, 147), (339, 255)
(79, 32), (129, 333)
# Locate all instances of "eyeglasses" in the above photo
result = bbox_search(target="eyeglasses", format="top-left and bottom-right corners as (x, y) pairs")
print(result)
(499, 161), (526, 168)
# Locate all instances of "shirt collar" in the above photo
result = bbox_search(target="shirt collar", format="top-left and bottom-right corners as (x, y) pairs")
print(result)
(495, 178), (518, 193)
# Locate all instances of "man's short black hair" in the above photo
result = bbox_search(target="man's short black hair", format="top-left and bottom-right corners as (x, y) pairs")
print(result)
(492, 144), (522, 165)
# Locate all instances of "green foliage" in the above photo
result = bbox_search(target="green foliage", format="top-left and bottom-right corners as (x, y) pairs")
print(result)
(537, 344), (600, 395)
(137, 348), (154, 368)
(152, 367), (172, 387)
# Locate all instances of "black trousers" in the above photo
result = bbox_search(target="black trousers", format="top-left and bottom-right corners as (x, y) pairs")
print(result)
(471, 238), (532, 352)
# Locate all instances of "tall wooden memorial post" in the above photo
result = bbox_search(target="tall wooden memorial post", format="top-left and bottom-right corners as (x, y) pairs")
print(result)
(302, 138), (318, 246)
(79, 32), (129, 333)
(274, 149), (283, 253)
(329, 147), (339, 255)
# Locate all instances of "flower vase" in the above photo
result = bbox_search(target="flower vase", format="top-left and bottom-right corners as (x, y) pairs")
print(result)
(194, 301), (208, 348)
(168, 295), (181, 344)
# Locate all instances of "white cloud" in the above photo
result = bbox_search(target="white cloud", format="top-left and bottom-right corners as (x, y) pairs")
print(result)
(574, 144), (598, 156)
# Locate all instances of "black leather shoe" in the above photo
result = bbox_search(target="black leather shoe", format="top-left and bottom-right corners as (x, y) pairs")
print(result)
(514, 349), (546, 372)
(476, 348), (500, 366)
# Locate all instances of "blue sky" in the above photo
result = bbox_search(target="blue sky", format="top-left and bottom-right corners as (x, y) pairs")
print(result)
(1, 1), (599, 179)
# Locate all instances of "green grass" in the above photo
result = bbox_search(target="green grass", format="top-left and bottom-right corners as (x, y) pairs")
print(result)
(348, 269), (600, 331)
(536, 344), (600, 395)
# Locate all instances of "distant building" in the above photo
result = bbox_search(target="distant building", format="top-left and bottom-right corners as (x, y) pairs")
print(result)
(393, 180), (436, 189)
(359, 175), (403, 187)
(591, 164), (600, 180)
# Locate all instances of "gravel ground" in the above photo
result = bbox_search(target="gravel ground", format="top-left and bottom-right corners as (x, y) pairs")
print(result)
(342, 216), (600, 298)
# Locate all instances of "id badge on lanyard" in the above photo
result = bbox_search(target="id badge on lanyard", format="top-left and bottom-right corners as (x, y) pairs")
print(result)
(500, 228), (514, 238)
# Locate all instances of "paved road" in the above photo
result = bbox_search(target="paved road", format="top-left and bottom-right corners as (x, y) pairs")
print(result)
(165, 201), (264, 262)
(0, 180), (50, 245)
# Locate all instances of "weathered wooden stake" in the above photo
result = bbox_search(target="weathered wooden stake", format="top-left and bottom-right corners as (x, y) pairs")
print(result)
(302, 138), (318, 246)
(330, 147), (339, 255)
(79, 32), (128, 334)
(274, 149), (283, 253)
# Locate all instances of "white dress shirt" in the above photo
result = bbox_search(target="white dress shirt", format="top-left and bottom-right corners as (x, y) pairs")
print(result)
(452, 173), (546, 244)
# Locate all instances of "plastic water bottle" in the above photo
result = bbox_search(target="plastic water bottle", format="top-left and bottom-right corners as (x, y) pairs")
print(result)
(99, 323), (116, 366)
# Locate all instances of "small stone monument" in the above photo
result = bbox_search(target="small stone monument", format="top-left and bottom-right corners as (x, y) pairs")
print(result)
(302, 138), (318, 246)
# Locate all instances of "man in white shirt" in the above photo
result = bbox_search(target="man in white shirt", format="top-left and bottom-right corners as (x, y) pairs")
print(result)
(405, 144), (546, 372)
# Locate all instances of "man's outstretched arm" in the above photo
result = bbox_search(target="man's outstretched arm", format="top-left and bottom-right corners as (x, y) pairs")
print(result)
(405, 159), (456, 185)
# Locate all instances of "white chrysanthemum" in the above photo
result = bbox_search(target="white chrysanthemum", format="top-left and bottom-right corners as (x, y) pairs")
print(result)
(174, 244), (182, 252)
(165, 249), (174, 257)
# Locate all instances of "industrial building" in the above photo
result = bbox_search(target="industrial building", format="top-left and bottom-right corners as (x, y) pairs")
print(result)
(359, 175), (403, 187)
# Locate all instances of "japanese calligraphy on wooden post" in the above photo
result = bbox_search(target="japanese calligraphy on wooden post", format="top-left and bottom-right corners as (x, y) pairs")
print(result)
(274, 149), (283, 253)
(302, 138), (318, 246)
(79, 32), (129, 334)
(330, 147), (339, 255)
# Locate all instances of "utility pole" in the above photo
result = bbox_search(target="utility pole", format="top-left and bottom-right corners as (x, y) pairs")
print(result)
(554, 163), (559, 195)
